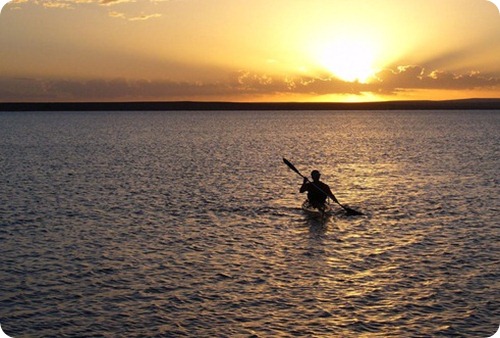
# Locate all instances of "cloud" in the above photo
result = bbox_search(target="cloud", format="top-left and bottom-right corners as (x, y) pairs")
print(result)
(42, 1), (74, 9)
(1, 66), (498, 102)
(109, 11), (161, 21)
(372, 66), (499, 93)
(100, 0), (135, 6)
(0, 77), (230, 101)
(128, 12), (161, 21)
(228, 67), (499, 97)
(3, 0), (161, 20)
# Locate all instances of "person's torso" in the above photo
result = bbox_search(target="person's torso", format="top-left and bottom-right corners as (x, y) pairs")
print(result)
(307, 181), (328, 203)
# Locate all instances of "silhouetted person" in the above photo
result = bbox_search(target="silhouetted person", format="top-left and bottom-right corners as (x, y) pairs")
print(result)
(300, 170), (339, 210)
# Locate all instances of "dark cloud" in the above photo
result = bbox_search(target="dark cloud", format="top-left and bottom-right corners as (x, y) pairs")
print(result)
(372, 66), (500, 93)
(231, 67), (499, 97)
(0, 77), (236, 101)
(0, 65), (498, 102)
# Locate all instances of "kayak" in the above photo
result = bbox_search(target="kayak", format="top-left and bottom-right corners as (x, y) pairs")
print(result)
(301, 200), (333, 218)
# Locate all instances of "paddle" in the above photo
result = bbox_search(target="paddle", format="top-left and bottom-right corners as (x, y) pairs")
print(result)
(283, 157), (363, 216)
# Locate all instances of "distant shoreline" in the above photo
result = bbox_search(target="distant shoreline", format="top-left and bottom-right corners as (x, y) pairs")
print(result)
(1, 98), (499, 111)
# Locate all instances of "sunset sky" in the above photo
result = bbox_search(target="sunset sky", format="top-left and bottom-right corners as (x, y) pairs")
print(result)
(1, 0), (499, 102)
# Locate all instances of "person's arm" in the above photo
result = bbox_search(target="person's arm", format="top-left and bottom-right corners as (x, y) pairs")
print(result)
(325, 185), (339, 204)
(299, 177), (308, 193)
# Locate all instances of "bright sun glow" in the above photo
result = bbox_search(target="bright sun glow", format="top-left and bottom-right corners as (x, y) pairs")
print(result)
(315, 38), (380, 83)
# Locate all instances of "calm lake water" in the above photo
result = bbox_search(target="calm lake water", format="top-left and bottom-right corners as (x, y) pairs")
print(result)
(1, 110), (499, 337)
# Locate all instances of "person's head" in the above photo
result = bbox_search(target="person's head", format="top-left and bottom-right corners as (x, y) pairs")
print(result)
(311, 170), (321, 181)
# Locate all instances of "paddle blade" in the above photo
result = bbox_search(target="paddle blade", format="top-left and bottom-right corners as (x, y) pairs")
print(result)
(343, 206), (363, 216)
(283, 158), (304, 178)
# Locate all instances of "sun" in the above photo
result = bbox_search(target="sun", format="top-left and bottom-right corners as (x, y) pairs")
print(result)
(314, 38), (380, 83)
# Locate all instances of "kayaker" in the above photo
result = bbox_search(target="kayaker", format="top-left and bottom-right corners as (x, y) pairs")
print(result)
(300, 170), (339, 209)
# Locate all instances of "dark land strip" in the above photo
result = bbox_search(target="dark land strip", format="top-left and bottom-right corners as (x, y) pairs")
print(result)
(1, 99), (499, 111)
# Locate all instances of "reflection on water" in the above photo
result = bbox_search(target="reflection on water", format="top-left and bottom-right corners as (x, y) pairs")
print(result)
(0, 110), (498, 337)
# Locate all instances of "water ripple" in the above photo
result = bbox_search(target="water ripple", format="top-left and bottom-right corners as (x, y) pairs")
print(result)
(1, 111), (499, 337)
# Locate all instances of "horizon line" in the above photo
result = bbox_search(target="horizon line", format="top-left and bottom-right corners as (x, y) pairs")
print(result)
(1, 98), (499, 112)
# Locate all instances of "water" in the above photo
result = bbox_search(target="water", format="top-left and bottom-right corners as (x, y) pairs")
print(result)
(1, 110), (498, 337)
